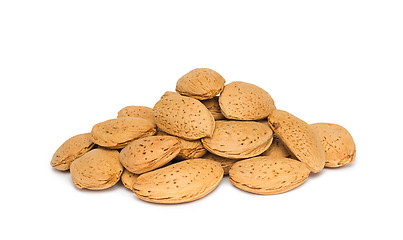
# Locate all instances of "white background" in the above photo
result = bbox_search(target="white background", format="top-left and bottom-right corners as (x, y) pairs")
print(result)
(1, 0), (402, 239)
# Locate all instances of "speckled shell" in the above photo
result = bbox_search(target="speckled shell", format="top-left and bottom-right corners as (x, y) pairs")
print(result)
(202, 153), (238, 175)
(268, 110), (325, 173)
(70, 149), (123, 190)
(91, 117), (157, 149)
(153, 94), (215, 140)
(156, 130), (207, 160)
(117, 106), (154, 123)
(311, 123), (356, 168)
(219, 81), (276, 120)
(229, 157), (310, 195)
(261, 135), (291, 159)
(176, 68), (225, 100)
(201, 97), (225, 120)
(201, 120), (273, 159)
(51, 133), (95, 171)
(132, 159), (224, 204)
(119, 136), (181, 174)
(121, 169), (139, 190)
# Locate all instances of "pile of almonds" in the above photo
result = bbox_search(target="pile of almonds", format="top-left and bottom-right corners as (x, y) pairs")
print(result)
(51, 68), (356, 204)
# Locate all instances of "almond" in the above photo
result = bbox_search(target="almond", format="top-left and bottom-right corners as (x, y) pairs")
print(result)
(153, 94), (215, 140)
(201, 96), (225, 120)
(121, 169), (139, 191)
(261, 134), (291, 159)
(268, 110), (325, 173)
(203, 153), (238, 175)
(229, 157), (310, 195)
(117, 106), (154, 123)
(311, 123), (356, 167)
(132, 159), (223, 204)
(176, 68), (225, 100)
(219, 81), (276, 120)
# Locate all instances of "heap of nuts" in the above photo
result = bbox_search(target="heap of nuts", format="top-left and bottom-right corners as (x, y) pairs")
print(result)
(51, 68), (356, 204)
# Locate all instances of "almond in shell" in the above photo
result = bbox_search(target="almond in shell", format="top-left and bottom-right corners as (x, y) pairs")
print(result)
(201, 120), (273, 159)
(201, 96), (225, 120)
(311, 123), (356, 167)
(121, 169), (139, 190)
(268, 110), (325, 173)
(261, 134), (291, 159)
(203, 153), (238, 175)
(51, 133), (95, 171)
(117, 106), (154, 123)
(91, 117), (156, 149)
(70, 148), (123, 190)
(229, 156), (310, 195)
(132, 159), (224, 204)
(119, 136), (181, 174)
(176, 68), (225, 100)
(219, 81), (276, 120)
(153, 94), (215, 140)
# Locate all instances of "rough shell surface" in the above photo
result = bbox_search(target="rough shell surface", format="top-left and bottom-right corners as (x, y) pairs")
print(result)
(268, 110), (325, 173)
(219, 81), (276, 120)
(132, 159), (223, 204)
(156, 130), (207, 160)
(117, 106), (154, 123)
(311, 123), (356, 167)
(229, 156), (310, 195)
(261, 135), (291, 159)
(153, 94), (215, 140)
(51, 133), (94, 171)
(91, 117), (156, 149)
(70, 149), (123, 190)
(121, 169), (139, 190)
(160, 91), (180, 99)
(119, 136), (181, 174)
(201, 120), (273, 159)
(176, 68), (225, 100)
(201, 97), (225, 120)
(203, 153), (238, 175)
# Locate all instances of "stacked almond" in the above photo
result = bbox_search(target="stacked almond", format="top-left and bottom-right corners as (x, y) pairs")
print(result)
(51, 68), (356, 203)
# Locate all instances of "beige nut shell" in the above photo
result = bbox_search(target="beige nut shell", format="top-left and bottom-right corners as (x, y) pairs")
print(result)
(203, 153), (238, 175)
(201, 97), (225, 120)
(153, 94), (215, 140)
(268, 110), (325, 173)
(51, 133), (95, 171)
(121, 169), (139, 190)
(70, 149), (123, 190)
(176, 68), (225, 100)
(117, 106), (154, 123)
(311, 123), (356, 167)
(229, 156), (310, 195)
(91, 117), (157, 149)
(132, 159), (224, 204)
(261, 135), (291, 159)
(119, 136), (181, 174)
(219, 81), (276, 120)
(201, 120), (273, 159)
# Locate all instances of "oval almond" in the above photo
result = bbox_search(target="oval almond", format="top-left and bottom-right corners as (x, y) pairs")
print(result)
(132, 159), (224, 204)
(117, 106), (154, 123)
(219, 81), (276, 120)
(201, 120), (273, 159)
(268, 110), (325, 173)
(201, 96), (225, 120)
(229, 156), (310, 195)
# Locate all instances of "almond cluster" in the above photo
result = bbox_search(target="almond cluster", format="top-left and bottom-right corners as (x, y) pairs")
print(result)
(51, 68), (356, 203)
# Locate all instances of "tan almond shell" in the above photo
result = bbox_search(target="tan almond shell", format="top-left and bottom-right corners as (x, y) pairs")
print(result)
(219, 81), (276, 120)
(160, 91), (180, 99)
(201, 97), (225, 120)
(70, 149), (123, 190)
(153, 94), (215, 140)
(119, 136), (181, 174)
(121, 169), (139, 190)
(261, 135), (291, 159)
(117, 106), (154, 123)
(91, 117), (157, 149)
(229, 156), (310, 195)
(268, 110), (326, 173)
(176, 68), (225, 100)
(201, 120), (273, 159)
(202, 153), (238, 175)
(132, 159), (224, 204)
(51, 133), (95, 171)
(310, 123), (356, 168)
(156, 130), (207, 160)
